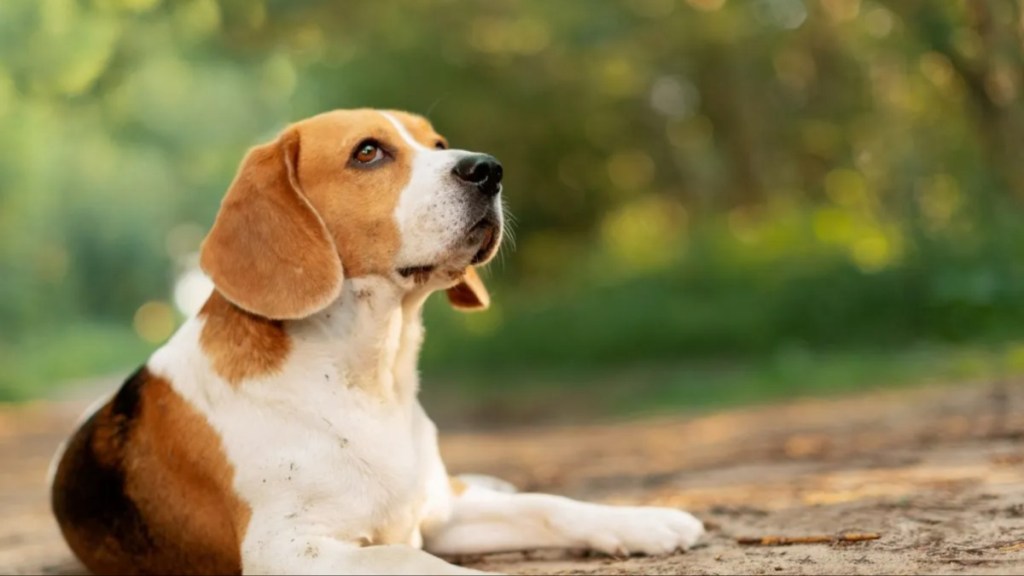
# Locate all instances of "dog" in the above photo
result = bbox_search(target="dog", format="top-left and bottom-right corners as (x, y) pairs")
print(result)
(49, 108), (705, 575)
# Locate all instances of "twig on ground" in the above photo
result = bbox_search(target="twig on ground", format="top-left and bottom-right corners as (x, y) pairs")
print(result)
(737, 533), (881, 546)
(998, 542), (1024, 553)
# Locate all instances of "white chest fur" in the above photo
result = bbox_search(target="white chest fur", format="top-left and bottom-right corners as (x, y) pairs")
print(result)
(147, 278), (449, 559)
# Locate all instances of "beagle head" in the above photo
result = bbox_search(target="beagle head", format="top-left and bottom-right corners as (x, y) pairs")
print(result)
(199, 109), (503, 319)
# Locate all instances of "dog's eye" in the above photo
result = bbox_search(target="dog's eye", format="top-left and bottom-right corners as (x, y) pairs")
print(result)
(353, 140), (385, 165)
(434, 141), (447, 150)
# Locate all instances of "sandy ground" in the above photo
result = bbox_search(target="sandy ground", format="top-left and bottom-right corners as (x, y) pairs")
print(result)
(1, 380), (1022, 575)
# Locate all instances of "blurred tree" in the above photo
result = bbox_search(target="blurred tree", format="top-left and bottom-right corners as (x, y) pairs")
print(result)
(2, 0), (1024, 401)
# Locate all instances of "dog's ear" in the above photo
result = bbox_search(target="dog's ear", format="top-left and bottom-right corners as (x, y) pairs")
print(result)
(446, 267), (490, 311)
(200, 129), (343, 320)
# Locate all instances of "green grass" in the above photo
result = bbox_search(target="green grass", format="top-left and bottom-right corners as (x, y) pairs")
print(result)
(9, 214), (1024, 418)
(418, 213), (1024, 383)
(0, 323), (154, 401)
(420, 341), (1022, 426)
(4, 318), (1016, 431)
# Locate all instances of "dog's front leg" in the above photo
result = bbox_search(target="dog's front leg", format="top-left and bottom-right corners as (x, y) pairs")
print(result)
(242, 532), (489, 575)
(422, 479), (705, 558)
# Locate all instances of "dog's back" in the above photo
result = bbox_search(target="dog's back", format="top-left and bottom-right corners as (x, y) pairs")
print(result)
(52, 366), (246, 575)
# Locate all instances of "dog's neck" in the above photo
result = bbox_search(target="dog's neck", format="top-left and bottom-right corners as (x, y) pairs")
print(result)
(287, 277), (430, 403)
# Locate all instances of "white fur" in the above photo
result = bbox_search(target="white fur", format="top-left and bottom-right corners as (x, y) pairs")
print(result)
(425, 484), (704, 557)
(74, 112), (704, 575)
(381, 112), (503, 275)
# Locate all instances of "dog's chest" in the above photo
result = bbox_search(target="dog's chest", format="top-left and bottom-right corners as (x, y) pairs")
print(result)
(213, 387), (436, 545)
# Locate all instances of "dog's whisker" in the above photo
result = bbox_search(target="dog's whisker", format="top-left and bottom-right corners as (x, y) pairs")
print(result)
(500, 204), (519, 253)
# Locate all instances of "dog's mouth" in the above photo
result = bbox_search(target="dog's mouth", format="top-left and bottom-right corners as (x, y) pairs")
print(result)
(397, 215), (501, 281)
(469, 216), (500, 265)
(396, 264), (435, 280)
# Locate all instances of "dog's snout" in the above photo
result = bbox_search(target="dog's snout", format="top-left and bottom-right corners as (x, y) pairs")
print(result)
(453, 154), (503, 197)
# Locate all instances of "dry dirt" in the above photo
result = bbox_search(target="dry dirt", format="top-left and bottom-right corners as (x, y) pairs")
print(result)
(1, 381), (1023, 575)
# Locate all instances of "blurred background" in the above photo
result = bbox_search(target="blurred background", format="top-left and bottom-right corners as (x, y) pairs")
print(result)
(2, 0), (1024, 428)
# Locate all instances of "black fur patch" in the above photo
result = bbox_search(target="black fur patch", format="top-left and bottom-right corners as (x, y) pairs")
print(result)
(52, 366), (155, 566)
(111, 365), (145, 421)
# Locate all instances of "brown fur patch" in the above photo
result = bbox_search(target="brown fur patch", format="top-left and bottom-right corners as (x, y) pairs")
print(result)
(52, 367), (250, 575)
(199, 291), (291, 385)
(289, 109), (426, 278)
(449, 476), (469, 497)
(199, 129), (344, 320)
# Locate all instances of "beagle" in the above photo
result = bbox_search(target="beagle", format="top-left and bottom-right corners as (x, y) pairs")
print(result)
(49, 109), (704, 575)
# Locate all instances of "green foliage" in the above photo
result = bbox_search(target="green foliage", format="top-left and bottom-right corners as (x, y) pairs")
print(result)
(422, 210), (1024, 374)
(0, 323), (153, 401)
(2, 0), (1024, 411)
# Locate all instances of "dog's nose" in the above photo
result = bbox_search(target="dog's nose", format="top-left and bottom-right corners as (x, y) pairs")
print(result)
(453, 154), (503, 197)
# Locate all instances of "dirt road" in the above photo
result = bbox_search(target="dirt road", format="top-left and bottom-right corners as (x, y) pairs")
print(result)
(2, 381), (1022, 575)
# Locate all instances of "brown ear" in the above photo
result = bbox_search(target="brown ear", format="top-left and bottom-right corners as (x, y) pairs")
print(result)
(199, 129), (343, 320)
(446, 267), (491, 311)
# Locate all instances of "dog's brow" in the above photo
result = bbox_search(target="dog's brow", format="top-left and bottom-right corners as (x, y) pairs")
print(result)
(379, 112), (429, 152)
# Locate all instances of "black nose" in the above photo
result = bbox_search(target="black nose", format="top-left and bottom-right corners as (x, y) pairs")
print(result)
(453, 154), (503, 196)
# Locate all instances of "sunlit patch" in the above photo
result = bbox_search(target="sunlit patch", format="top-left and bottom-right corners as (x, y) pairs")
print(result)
(812, 207), (854, 245)
(597, 56), (645, 98)
(919, 52), (954, 91)
(752, 0), (807, 31)
(863, 6), (894, 37)
(824, 168), (868, 207)
(783, 433), (830, 459)
(986, 62), (1019, 105)
(50, 18), (119, 96)
(244, 1), (266, 29)
(133, 301), (177, 344)
(600, 196), (687, 274)
(851, 233), (893, 273)
(820, 0), (860, 23)
(1003, 342), (1024, 372)
(640, 462), (1024, 511)
(811, 204), (903, 272)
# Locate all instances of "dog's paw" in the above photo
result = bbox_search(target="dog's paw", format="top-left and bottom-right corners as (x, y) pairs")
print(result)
(581, 506), (705, 557)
